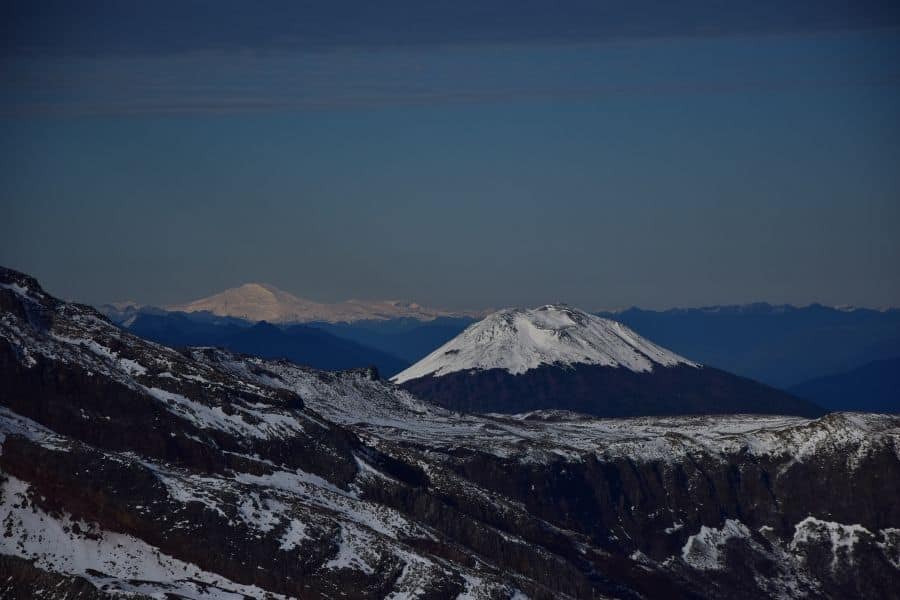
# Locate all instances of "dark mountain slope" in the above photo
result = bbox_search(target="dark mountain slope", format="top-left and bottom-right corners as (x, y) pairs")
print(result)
(401, 363), (823, 417)
(789, 357), (900, 413)
(311, 316), (474, 363)
(124, 311), (409, 376)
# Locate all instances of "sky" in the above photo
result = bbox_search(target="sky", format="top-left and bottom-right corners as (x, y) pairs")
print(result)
(1, 1), (899, 310)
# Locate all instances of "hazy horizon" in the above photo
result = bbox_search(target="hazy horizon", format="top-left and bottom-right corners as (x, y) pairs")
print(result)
(4, 266), (897, 314)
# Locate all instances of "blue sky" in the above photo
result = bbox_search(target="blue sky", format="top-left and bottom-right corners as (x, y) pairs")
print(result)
(1, 2), (899, 309)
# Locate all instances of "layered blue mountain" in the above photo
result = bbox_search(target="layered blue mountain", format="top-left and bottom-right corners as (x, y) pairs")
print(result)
(309, 317), (475, 363)
(789, 358), (900, 414)
(597, 304), (900, 389)
(119, 311), (409, 376)
(103, 300), (899, 407)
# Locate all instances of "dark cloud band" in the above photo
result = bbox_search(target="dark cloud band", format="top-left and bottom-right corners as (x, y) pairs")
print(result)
(4, 0), (900, 58)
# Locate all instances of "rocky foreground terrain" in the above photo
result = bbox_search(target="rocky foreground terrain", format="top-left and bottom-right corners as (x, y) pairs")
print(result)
(2, 266), (899, 599)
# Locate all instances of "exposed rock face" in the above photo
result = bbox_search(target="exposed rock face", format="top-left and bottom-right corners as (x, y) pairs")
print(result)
(1, 266), (899, 599)
(394, 305), (822, 418)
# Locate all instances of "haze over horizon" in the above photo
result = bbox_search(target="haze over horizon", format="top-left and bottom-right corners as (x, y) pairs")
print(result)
(2, 1), (899, 310)
(45, 278), (900, 316)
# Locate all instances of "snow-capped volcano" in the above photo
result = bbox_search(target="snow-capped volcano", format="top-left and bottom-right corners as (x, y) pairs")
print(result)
(392, 304), (697, 384)
(169, 283), (323, 322)
(394, 304), (820, 418)
(168, 282), (483, 323)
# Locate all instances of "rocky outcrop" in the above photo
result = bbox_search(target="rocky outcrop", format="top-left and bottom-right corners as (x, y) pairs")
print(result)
(0, 555), (131, 600)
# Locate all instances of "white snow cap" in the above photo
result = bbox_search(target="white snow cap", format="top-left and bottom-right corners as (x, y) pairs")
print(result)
(168, 282), (485, 324)
(391, 304), (699, 384)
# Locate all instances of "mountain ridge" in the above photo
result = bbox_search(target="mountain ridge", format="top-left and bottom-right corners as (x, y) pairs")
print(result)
(96, 296), (900, 399)
(604, 302), (900, 315)
(598, 304), (900, 388)
(121, 311), (410, 377)
(166, 282), (486, 324)
(789, 357), (900, 413)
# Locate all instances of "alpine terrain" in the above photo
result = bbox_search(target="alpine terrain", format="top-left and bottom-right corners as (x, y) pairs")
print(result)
(393, 305), (822, 417)
(2, 267), (899, 599)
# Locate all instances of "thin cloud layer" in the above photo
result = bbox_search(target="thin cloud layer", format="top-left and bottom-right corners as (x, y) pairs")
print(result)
(3, 35), (898, 117)
(4, 0), (899, 57)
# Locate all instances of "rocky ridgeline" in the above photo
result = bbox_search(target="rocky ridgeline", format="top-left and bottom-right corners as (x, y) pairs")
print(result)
(1, 266), (899, 599)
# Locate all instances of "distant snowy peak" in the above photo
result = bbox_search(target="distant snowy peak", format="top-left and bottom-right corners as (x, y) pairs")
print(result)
(167, 282), (483, 324)
(392, 304), (698, 384)
(169, 283), (317, 322)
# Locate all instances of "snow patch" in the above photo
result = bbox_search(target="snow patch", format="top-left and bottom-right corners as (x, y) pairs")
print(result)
(791, 517), (872, 571)
(325, 523), (378, 574)
(682, 519), (752, 570)
(278, 519), (309, 551)
(143, 386), (303, 440)
(877, 528), (900, 569)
